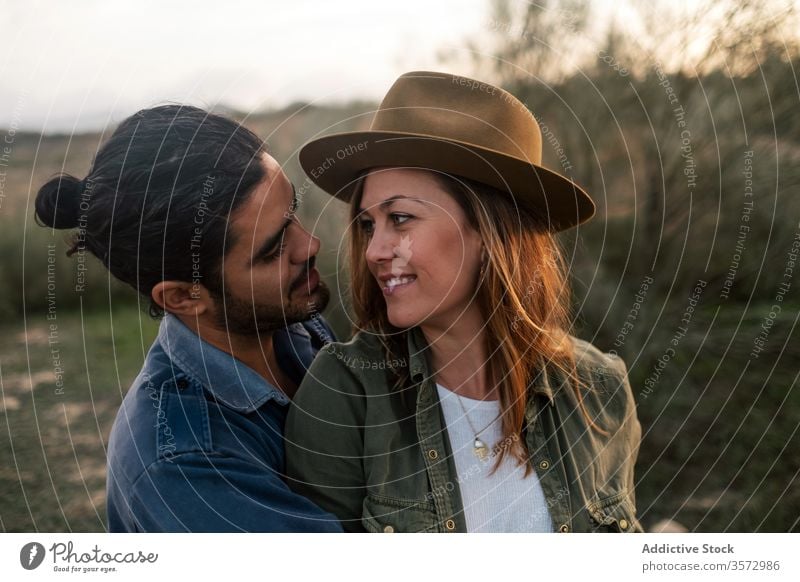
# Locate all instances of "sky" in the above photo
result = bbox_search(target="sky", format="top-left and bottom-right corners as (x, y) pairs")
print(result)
(4, 0), (789, 134)
(0, 0), (491, 133)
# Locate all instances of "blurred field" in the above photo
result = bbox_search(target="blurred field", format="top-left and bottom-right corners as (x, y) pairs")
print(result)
(0, 305), (158, 531)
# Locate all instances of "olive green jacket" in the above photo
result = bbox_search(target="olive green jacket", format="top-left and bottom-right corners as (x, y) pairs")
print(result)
(285, 327), (643, 533)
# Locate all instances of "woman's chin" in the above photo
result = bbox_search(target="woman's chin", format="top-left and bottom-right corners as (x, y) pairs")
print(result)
(387, 304), (449, 330)
(386, 306), (423, 330)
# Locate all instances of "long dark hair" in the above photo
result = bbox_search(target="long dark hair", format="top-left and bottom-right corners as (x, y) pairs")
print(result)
(35, 104), (266, 316)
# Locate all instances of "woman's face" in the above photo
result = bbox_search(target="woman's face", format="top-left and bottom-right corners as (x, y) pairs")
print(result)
(358, 168), (483, 330)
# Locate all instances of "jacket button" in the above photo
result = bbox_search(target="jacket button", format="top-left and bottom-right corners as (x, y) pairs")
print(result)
(445, 519), (456, 531)
(176, 378), (189, 390)
(427, 449), (439, 460)
(619, 519), (629, 530)
(538, 459), (550, 470)
(383, 525), (394, 533)
(559, 524), (570, 533)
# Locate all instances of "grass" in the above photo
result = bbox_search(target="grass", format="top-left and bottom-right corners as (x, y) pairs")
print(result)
(625, 303), (800, 532)
(0, 304), (158, 532)
(1, 300), (796, 532)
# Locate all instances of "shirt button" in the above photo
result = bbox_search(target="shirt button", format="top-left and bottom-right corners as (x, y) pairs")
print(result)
(538, 459), (550, 470)
(427, 449), (439, 460)
(445, 519), (456, 531)
(619, 519), (629, 530)
(383, 525), (394, 533)
(176, 378), (189, 390)
(559, 524), (570, 533)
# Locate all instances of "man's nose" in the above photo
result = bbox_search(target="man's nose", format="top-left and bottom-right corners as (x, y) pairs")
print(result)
(291, 220), (320, 262)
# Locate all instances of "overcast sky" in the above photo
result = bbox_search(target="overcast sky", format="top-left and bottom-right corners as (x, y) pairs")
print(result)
(0, 0), (493, 133)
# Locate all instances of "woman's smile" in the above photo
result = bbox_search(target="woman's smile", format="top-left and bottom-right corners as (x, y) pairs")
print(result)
(380, 273), (417, 295)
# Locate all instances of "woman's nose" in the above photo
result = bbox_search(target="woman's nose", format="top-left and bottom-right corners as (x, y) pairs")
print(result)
(364, 227), (396, 265)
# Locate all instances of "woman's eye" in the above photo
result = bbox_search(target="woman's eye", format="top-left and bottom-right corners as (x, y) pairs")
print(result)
(391, 213), (412, 226)
(357, 214), (410, 234)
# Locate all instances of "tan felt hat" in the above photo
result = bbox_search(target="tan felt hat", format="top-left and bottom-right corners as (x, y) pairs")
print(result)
(299, 70), (595, 231)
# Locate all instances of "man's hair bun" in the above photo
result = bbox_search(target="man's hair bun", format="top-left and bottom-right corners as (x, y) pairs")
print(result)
(35, 173), (84, 229)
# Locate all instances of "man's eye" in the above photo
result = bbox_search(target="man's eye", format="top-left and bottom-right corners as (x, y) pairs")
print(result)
(264, 242), (288, 262)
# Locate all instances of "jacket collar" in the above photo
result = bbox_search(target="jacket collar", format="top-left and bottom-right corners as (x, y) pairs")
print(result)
(405, 325), (556, 406)
(157, 314), (292, 412)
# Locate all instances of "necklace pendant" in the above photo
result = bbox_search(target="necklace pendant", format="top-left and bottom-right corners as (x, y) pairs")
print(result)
(473, 438), (489, 460)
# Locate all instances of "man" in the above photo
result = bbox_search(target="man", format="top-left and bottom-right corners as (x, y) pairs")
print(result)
(34, 105), (342, 532)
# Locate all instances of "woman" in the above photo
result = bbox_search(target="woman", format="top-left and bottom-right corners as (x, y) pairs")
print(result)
(285, 71), (643, 533)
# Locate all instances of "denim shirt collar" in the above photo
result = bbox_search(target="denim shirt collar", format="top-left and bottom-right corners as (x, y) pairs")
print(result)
(405, 325), (556, 406)
(158, 314), (300, 412)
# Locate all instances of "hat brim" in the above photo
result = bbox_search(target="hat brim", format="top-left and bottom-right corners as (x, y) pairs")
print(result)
(299, 130), (596, 232)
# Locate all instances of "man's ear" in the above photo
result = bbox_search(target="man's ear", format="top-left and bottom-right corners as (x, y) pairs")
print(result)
(151, 281), (213, 316)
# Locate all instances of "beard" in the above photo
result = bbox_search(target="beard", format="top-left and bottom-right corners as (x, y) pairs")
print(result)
(210, 279), (330, 336)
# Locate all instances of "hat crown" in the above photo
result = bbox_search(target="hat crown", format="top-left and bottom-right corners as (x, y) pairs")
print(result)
(370, 71), (543, 166)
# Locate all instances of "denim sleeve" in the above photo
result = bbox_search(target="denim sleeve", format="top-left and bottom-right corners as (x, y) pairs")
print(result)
(127, 452), (343, 532)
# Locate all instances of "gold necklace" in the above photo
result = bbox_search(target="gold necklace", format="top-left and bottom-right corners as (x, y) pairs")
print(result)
(451, 391), (502, 461)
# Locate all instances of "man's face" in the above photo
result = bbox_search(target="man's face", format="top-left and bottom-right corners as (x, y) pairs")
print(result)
(211, 153), (329, 335)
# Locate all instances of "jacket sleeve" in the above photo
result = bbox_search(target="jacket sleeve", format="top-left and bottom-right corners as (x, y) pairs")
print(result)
(285, 347), (369, 532)
(125, 453), (343, 532)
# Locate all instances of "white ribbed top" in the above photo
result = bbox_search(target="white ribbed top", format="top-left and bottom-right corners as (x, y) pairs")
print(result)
(436, 383), (554, 533)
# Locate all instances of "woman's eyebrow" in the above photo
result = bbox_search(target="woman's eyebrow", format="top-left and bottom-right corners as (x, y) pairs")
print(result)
(357, 195), (427, 213)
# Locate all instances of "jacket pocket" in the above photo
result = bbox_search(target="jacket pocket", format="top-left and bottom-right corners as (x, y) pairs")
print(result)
(586, 491), (642, 532)
(362, 494), (439, 533)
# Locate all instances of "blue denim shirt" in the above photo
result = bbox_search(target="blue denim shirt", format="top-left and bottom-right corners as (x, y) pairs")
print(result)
(106, 314), (342, 532)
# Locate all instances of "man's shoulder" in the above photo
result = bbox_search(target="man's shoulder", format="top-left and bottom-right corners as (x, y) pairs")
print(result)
(107, 339), (296, 532)
(109, 345), (212, 475)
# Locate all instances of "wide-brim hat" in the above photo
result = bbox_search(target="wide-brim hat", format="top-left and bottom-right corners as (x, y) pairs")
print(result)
(299, 70), (595, 231)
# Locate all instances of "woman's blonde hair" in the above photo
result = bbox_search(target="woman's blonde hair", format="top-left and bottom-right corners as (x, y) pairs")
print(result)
(348, 170), (606, 473)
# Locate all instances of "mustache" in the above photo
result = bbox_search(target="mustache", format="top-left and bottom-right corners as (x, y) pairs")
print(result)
(289, 255), (316, 291)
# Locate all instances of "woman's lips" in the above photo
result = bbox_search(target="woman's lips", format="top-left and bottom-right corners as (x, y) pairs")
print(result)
(381, 275), (417, 296)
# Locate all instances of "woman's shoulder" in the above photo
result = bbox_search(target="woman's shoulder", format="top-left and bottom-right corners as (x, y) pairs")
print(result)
(561, 334), (634, 404)
(316, 329), (388, 363)
(304, 330), (403, 395)
(559, 335), (640, 433)
(567, 335), (628, 375)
